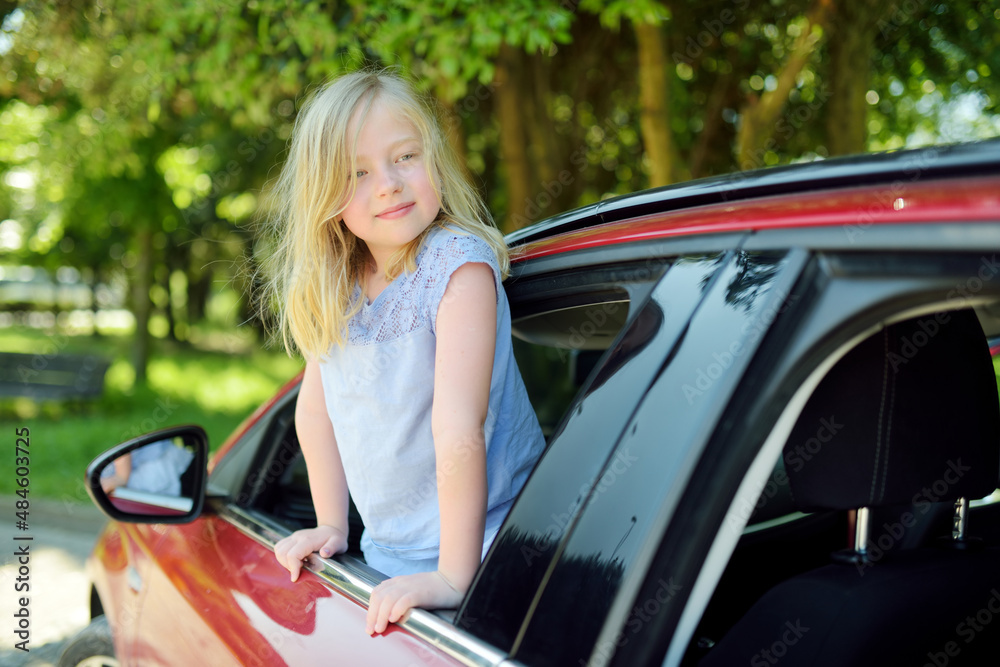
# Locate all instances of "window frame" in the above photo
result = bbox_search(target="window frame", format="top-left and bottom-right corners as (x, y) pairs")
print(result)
(605, 243), (1000, 666)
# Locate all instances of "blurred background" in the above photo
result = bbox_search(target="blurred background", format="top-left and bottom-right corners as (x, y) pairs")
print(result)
(0, 0), (999, 506)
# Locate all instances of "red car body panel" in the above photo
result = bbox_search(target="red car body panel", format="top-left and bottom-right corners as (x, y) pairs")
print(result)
(114, 516), (461, 666)
(518, 176), (1000, 261)
(87, 522), (168, 664)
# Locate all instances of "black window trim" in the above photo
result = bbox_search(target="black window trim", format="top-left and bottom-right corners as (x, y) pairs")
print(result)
(660, 323), (873, 665)
(620, 250), (1000, 666)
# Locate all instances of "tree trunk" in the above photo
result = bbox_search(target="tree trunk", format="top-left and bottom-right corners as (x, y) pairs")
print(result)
(825, 0), (889, 156)
(131, 224), (153, 384)
(524, 53), (572, 218)
(690, 70), (737, 179)
(89, 273), (102, 338)
(494, 43), (534, 232)
(163, 263), (178, 342)
(736, 0), (832, 170)
(435, 94), (469, 175)
(634, 21), (681, 187)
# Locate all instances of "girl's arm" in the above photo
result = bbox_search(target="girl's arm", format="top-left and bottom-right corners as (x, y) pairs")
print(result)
(274, 359), (351, 582)
(102, 453), (133, 493)
(366, 261), (495, 635)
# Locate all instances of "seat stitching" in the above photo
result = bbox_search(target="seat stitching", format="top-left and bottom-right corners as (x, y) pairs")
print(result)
(870, 329), (889, 505)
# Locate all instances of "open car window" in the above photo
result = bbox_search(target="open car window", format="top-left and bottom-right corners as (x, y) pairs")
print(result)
(684, 296), (1000, 665)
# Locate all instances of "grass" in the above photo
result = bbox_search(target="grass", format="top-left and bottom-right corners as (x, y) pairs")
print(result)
(1, 325), (303, 503)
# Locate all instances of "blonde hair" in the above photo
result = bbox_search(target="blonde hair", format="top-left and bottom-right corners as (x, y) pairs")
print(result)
(257, 68), (509, 359)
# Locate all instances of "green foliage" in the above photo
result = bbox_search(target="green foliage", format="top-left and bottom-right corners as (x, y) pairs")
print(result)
(0, 0), (997, 353)
(0, 325), (302, 498)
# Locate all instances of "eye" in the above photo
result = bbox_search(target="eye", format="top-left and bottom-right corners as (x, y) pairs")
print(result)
(351, 169), (366, 180)
(397, 152), (416, 163)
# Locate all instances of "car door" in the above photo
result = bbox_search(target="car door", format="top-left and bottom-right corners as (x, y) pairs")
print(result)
(571, 224), (1000, 665)
(461, 244), (807, 666)
(128, 389), (474, 666)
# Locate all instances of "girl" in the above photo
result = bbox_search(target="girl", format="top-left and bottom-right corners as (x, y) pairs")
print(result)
(265, 69), (545, 636)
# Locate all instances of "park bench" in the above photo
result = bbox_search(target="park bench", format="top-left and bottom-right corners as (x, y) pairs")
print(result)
(0, 351), (111, 400)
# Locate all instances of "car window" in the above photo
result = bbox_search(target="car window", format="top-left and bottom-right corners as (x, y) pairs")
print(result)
(207, 395), (287, 498)
(513, 296), (630, 437)
(508, 257), (670, 439)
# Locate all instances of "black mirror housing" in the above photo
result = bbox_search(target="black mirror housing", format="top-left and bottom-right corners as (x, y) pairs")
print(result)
(85, 425), (208, 524)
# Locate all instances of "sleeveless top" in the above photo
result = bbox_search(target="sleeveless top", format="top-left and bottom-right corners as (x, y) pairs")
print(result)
(318, 224), (545, 575)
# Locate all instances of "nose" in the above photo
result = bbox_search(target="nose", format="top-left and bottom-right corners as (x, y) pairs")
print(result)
(375, 164), (403, 196)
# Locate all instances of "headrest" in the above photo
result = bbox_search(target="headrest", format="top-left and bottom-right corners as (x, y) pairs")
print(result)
(784, 308), (1000, 512)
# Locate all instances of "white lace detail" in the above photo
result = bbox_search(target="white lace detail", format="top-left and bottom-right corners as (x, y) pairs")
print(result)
(346, 228), (499, 346)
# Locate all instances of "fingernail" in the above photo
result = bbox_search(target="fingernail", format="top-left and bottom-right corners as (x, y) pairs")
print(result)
(320, 549), (330, 557)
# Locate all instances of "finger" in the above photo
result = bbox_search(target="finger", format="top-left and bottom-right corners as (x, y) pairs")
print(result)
(287, 556), (303, 582)
(366, 587), (384, 635)
(388, 594), (415, 624)
(375, 588), (402, 634)
(280, 542), (311, 582)
(319, 536), (339, 558)
(273, 542), (290, 569)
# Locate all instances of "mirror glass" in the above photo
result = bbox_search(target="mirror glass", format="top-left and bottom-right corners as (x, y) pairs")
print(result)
(99, 436), (198, 516)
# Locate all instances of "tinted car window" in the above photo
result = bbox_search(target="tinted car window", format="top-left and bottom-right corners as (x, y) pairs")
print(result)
(510, 251), (795, 666)
(460, 253), (726, 649)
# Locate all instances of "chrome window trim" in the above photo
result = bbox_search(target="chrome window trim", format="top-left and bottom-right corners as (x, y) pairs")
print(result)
(214, 500), (508, 667)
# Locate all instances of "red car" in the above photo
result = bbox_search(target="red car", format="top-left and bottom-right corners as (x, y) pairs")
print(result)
(66, 140), (1000, 666)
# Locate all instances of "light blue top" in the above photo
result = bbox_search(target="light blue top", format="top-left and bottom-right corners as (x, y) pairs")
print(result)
(318, 224), (545, 576)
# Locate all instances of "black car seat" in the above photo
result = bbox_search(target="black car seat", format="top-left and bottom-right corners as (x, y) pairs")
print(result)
(701, 308), (1000, 666)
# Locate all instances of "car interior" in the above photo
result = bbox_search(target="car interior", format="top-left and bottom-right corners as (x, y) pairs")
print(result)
(688, 305), (1000, 666)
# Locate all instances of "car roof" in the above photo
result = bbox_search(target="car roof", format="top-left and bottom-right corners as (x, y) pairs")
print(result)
(507, 139), (1000, 259)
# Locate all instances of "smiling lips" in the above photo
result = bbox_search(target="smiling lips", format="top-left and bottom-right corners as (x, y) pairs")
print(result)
(376, 202), (415, 219)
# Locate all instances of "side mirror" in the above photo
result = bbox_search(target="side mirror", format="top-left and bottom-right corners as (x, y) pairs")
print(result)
(85, 425), (208, 524)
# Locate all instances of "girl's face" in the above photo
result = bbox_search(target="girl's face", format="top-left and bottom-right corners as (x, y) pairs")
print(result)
(339, 99), (440, 269)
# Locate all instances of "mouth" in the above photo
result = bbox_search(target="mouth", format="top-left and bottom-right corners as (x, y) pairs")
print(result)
(376, 202), (415, 219)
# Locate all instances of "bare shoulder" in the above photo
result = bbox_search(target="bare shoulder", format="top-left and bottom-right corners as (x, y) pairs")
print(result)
(441, 262), (496, 308)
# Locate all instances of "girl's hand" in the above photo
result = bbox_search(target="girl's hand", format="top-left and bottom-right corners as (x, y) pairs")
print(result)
(274, 525), (348, 582)
(366, 570), (464, 635)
